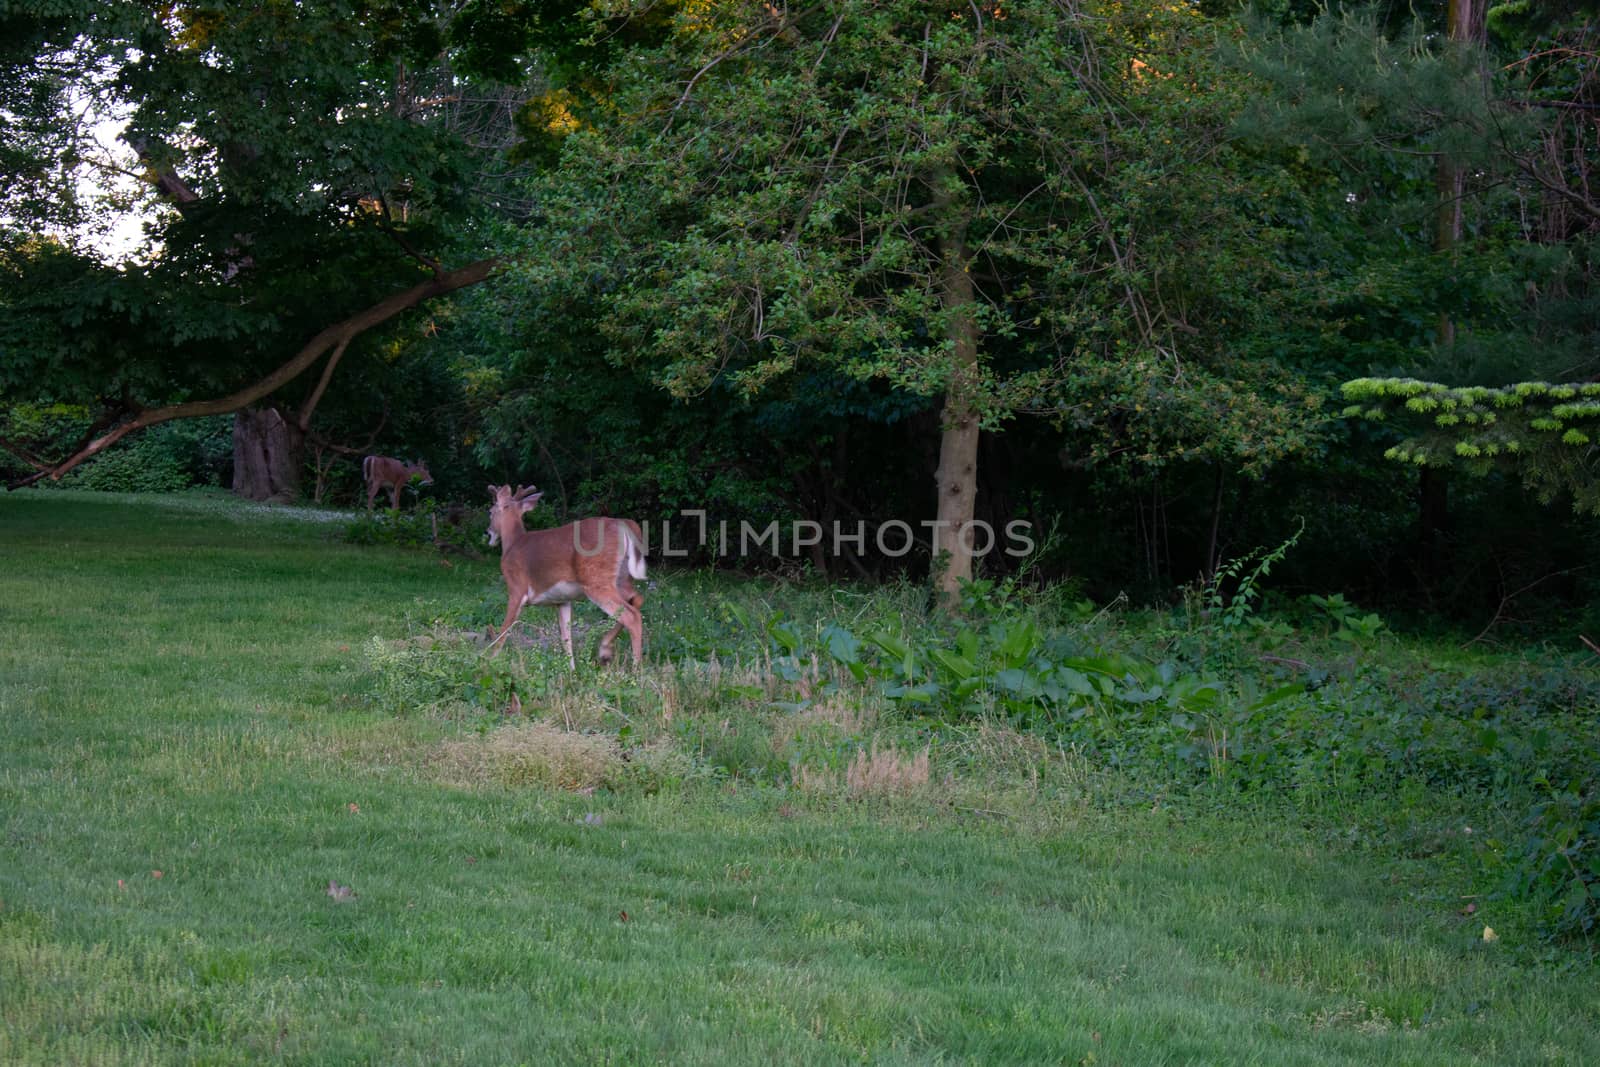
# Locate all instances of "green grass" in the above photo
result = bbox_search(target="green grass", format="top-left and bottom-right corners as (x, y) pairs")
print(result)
(2, 489), (1597, 1065)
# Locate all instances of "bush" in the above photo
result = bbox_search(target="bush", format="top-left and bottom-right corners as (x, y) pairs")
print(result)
(58, 416), (233, 492)
(64, 442), (190, 493)
(344, 499), (488, 555)
(1515, 785), (1600, 942)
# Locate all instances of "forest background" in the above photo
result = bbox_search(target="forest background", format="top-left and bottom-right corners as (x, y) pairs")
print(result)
(4, 0), (1600, 628)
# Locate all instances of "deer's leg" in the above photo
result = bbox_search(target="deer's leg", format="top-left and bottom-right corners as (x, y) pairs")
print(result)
(365, 482), (378, 510)
(590, 589), (643, 667)
(493, 591), (525, 656)
(389, 482), (401, 510)
(591, 592), (624, 666)
(623, 596), (644, 666)
(557, 602), (576, 669)
(596, 618), (620, 666)
(622, 592), (644, 666)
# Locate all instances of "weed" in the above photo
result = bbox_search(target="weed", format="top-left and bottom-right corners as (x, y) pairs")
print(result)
(1202, 518), (1305, 629)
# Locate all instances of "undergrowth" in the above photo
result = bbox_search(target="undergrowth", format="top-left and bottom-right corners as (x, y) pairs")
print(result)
(367, 568), (1600, 945)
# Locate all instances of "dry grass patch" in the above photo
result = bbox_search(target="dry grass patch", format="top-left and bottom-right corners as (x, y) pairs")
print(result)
(797, 740), (932, 798)
(952, 721), (1096, 792)
(769, 693), (877, 760)
(436, 721), (622, 791)
(800, 693), (875, 736)
(847, 742), (930, 795)
(540, 685), (612, 732)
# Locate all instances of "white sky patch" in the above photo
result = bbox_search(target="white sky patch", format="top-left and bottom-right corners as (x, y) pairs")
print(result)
(0, 39), (163, 262)
(74, 111), (161, 263)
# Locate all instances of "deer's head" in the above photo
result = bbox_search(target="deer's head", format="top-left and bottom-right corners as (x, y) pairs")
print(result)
(485, 484), (543, 546)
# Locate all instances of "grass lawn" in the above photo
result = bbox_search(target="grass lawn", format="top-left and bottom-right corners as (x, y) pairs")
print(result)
(1, 489), (1596, 1065)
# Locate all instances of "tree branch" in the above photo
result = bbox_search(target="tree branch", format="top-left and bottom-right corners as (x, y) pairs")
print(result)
(8, 258), (500, 489)
(1510, 152), (1600, 225)
(375, 195), (444, 273)
(0, 435), (50, 470)
(306, 403), (389, 457)
(1462, 565), (1588, 649)
(297, 338), (351, 432)
(1, 403), (134, 488)
(125, 135), (201, 213)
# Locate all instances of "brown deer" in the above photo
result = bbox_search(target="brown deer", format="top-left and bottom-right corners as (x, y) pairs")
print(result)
(485, 484), (646, 667)
(362, 455), (433, 510)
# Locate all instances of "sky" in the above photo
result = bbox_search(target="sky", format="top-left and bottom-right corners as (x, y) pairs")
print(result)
(81, 114), (155, 261)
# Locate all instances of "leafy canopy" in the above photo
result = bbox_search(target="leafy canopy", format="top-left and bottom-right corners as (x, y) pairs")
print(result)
(515, 0), (1321, 472)
(0, 0), (542, 464)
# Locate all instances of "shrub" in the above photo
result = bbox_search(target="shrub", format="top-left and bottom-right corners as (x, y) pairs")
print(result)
(364, 635), (532, 717)
(344, 499), (488, 555)
(622, 739), (711, 794)
(1514, 785), (1600, 942)
(11, 412), (234, 492)
(64, 441), (190, 493)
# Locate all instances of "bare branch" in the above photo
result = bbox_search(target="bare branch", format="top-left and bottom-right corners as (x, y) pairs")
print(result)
(1508, 150), (1600, 225)
(306, 403), (389, 456)
(374, 195), (444, 273)
(1463, 566), (1589, 648)
(297, 338), (351, 432)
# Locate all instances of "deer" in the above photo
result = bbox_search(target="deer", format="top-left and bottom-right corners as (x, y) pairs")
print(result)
(362, 455), (433, 510)
(485, 484), (646, 667)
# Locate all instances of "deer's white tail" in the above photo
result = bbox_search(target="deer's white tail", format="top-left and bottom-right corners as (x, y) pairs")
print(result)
(362, 455), (373, 482)
(623, 523), (646, 581)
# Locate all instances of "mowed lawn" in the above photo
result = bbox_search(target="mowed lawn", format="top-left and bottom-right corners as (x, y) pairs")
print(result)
(1, 490), (1596, 1066)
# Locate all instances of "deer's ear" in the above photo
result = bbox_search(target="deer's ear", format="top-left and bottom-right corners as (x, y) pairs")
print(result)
(519, 492), (544, 512)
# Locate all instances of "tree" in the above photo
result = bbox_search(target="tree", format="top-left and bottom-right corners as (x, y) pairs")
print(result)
(1342, 377), (1600, 512)
(0, 0), (536, 497)
(1238, 5), (1600, 521)
(517, 0), (1315, 602)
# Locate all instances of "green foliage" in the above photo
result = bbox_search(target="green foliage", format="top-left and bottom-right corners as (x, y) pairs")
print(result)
(365, 634), (530, 717)
(2, 405), (232, 491)
(1204, 519), (1305, 628)
(0, 0), (541, 486)
(519, 0), (1323, 472)
(343, 498), (488, 554)
(61, 417), (232, 493)
(1343, 377), (1600, 511)
(1517, 786), (1600, 941)
(1304, 593), (1390, 644)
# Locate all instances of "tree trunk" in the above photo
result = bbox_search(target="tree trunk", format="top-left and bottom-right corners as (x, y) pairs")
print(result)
(1204, 464), (1225, 585)
(1418, 465), (1449, 585)
(1421, 0), (1482, 581)
(232, 407), (304, 502)
(933, 202), (981, 606)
